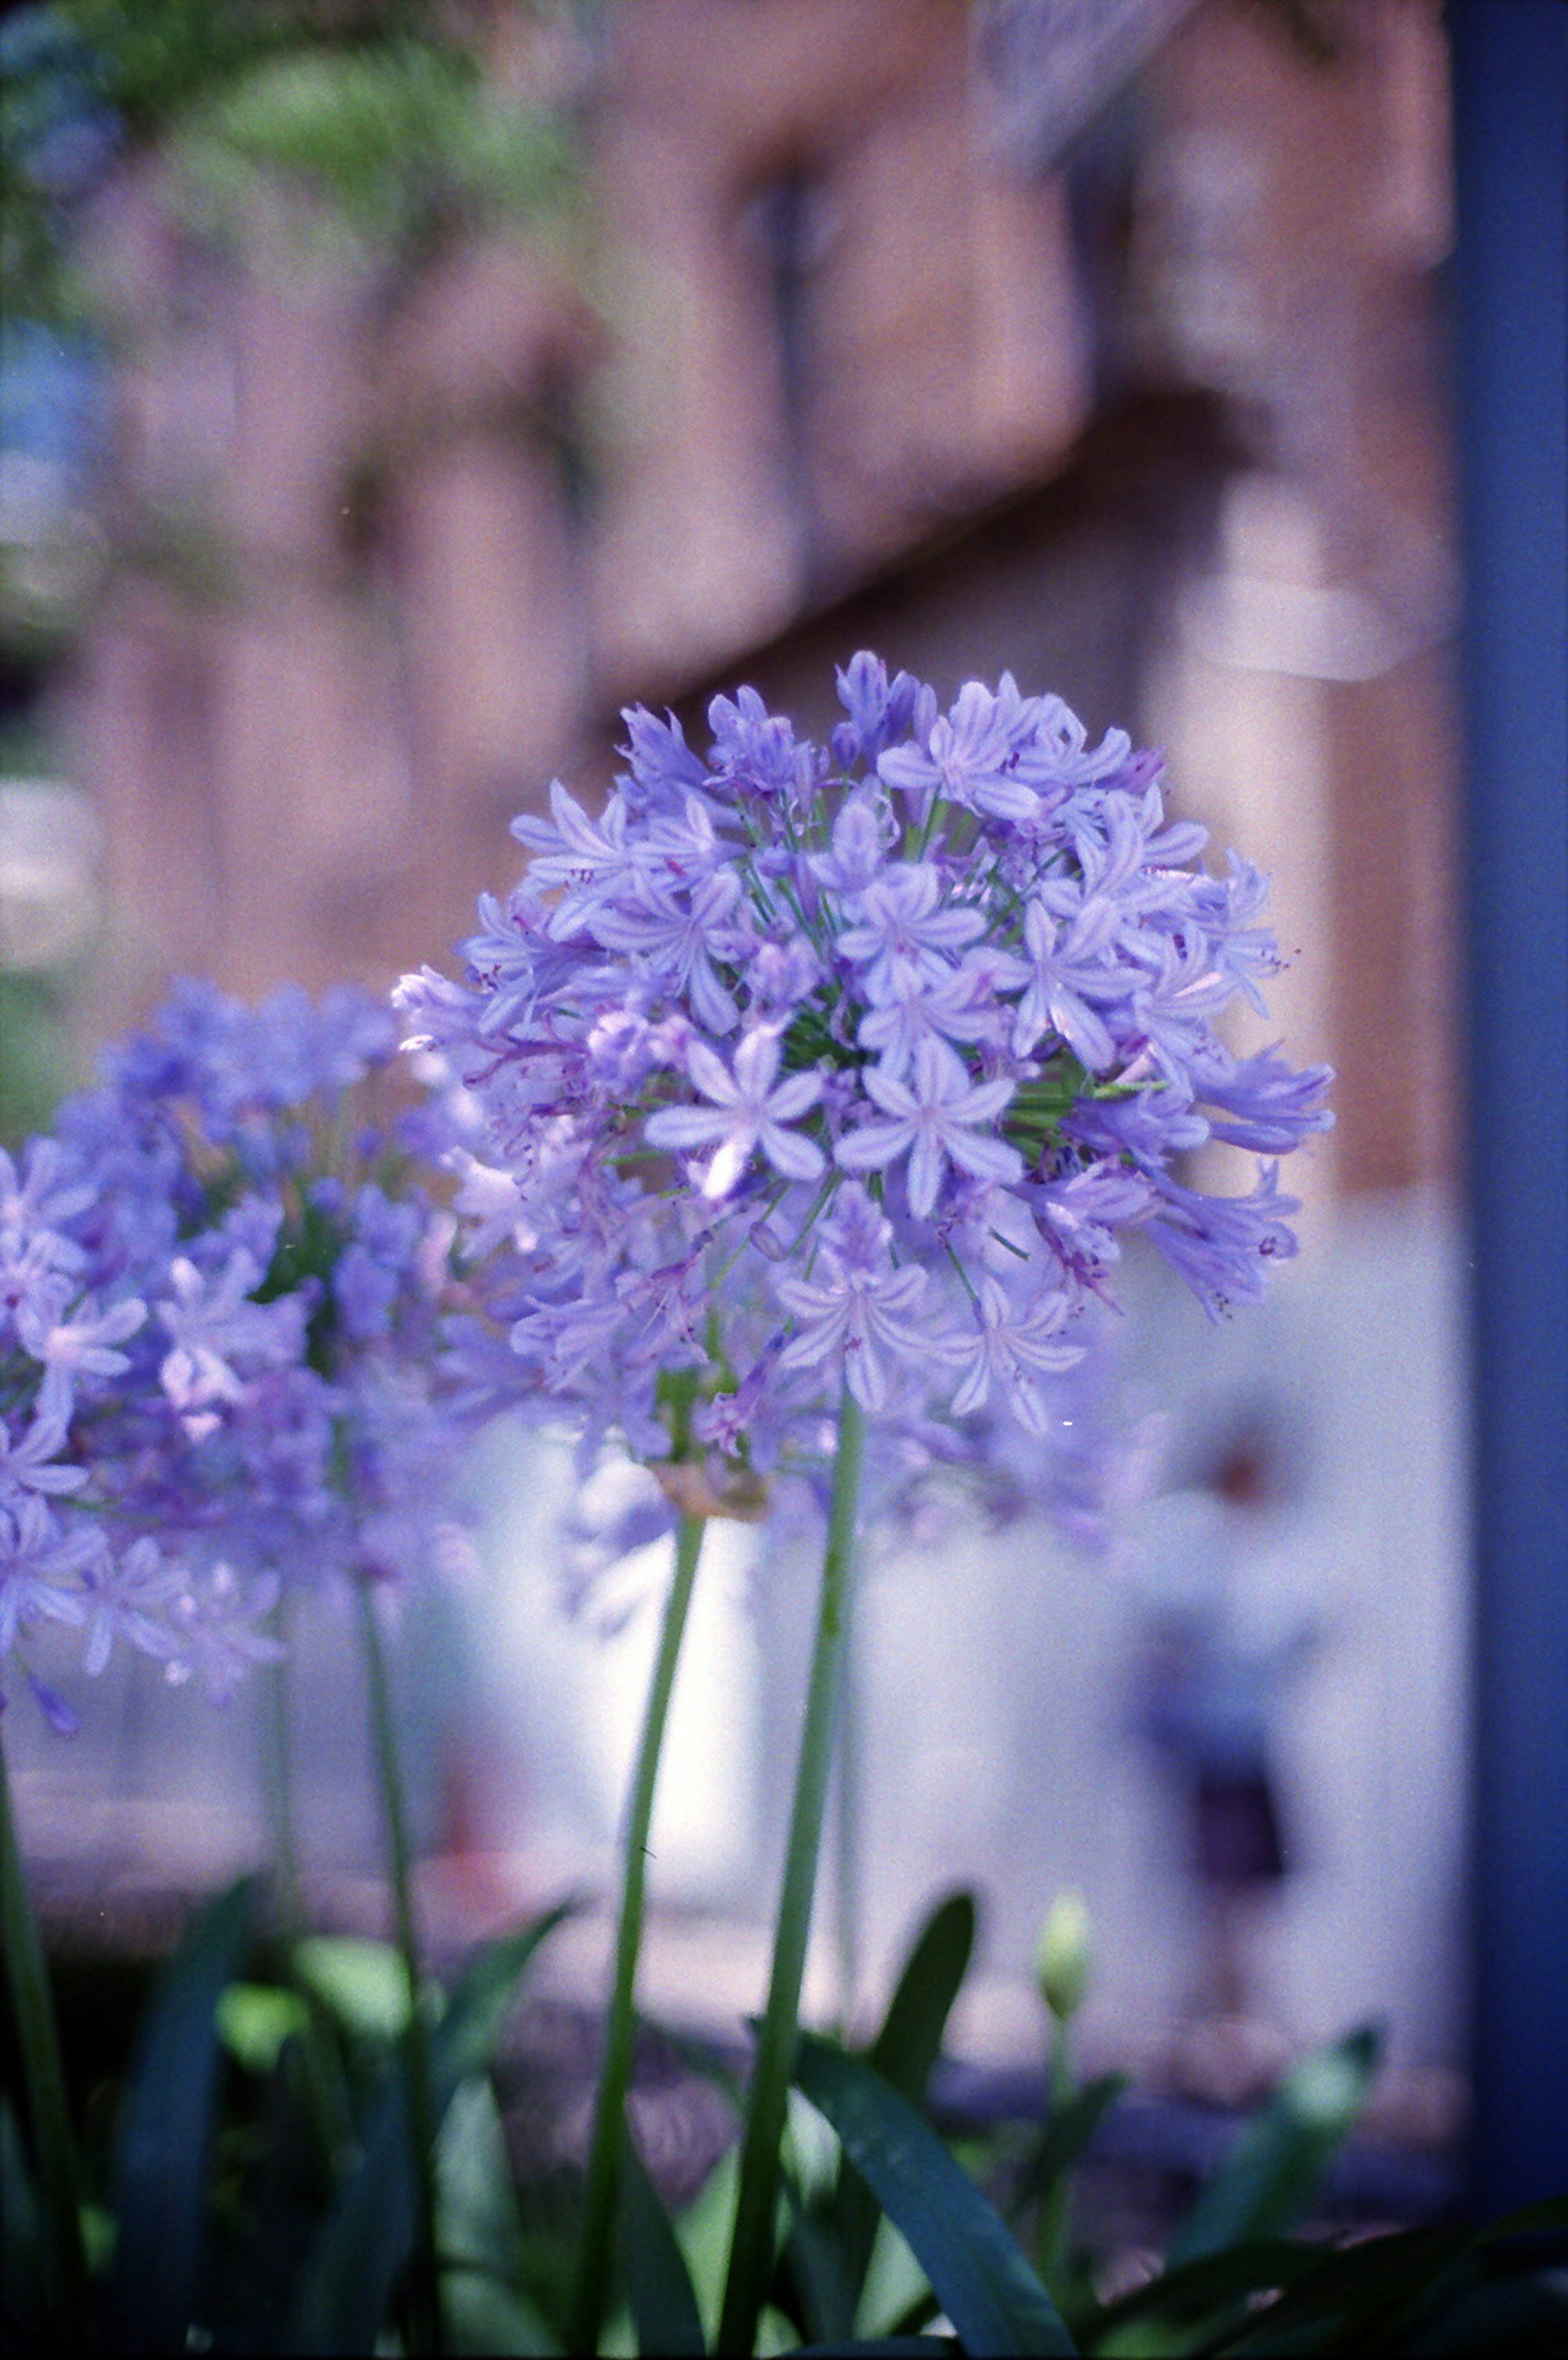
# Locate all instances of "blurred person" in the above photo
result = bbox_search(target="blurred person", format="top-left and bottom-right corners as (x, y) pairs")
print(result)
(1129, 1415), (1322, 2102)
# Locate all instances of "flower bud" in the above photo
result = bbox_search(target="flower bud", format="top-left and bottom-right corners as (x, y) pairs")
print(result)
(1035, 1889), (1091, 2023)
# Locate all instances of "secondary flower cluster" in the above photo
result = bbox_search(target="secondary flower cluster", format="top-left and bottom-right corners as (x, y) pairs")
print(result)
(401, 655), (1332, 1498)
(0, 1122), (278, 1722)
(1, 981), (477, 1723)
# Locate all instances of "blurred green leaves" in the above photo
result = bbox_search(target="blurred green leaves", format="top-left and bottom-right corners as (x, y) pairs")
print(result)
(2, 0), (581, 323)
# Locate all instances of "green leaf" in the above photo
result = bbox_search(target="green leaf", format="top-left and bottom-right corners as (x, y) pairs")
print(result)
(216, 1979), (311, 2075)
(437, 2078), (561, 2355)
(620, 2131), (706, 2356)
(1165, 2026), (1381, 2268)
(443, 2265), (563, 2357)
(821, 1892), (977, 2338)
(430, 1905), (578, 2091)
(858, 2214), (937, 2341)
(0, 2097), (49, 2343)
(293, 1936), (412, 2042)
(1010, 2075), (1128, 2221)
(672, 2143), (741, 2348)
(785, 2199), (859, 2348)
(793, 2033), (1077, 2358)
(868, 1892), (978, 2100)
(1207, 2225), (1501, 2356)
(1085, 2238), (1319, 2349)
(439, 2077), (527, 2284)
(107, 1875), (256, 2352)
(294, 1904), (573, 2354)
(792, 2343), (959, 2356)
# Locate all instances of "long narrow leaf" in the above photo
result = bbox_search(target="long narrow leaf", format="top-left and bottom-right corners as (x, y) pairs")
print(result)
(794, 2033), (1076, 2358)
(1166, 2027), (1380, 2268)
(869, 1893), (978, 2098)
(295, 1903), (575, 2354)
(434, 1904), (579, 2088)
(1084, 2238), (1319, 2346)
(786, 2199), (860, 2348)
(1009, 2075), (1127, 2223)
(107, 1876), (256, 2353)
(0, 2097), (49, 2344)
(620, 2131), (706, 2356)
(791, 2342), (959, 2356)
(1208, 2226), (1489, 2356)
(824, 1891), (977, 2333)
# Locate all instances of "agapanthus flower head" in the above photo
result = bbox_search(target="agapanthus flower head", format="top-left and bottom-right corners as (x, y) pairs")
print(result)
(2, 982), (483, 1725)
(401, 655), (1332, 1519)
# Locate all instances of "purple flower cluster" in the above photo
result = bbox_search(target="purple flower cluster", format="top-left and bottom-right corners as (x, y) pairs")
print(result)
(0, 1127), (274, 1723)
(400, 656), (1332, 1496)
(1, 982), (477, 1723)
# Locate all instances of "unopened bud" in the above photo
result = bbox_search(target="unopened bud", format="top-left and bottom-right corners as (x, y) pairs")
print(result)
(1035, 1889), (1091, 2023)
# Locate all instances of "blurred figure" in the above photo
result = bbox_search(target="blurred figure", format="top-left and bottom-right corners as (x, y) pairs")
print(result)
(1129, 1420), (1321, 2102)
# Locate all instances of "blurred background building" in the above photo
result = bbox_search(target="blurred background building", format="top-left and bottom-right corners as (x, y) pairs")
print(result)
(2, 0), (1470, 2148)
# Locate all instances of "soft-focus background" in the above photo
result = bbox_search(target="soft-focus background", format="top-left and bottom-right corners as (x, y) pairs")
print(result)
(3, 0), (1473, 2176)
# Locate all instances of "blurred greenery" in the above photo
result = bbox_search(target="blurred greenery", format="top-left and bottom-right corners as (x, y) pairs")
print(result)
(0, 968), (73, 1143)
(2, 1), (581, 323)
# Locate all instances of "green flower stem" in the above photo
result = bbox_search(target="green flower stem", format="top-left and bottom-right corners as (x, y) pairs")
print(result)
(263, 1601), (302, 1935)
(1035, 2019), (1075, 2293)
(569, 1511), (706, 2357)
(719, 1387), (866, 2357)
(833, 1608), (862, 2032)
(356, 1577), (443, 2359)
(0, 1724), (94, 2351)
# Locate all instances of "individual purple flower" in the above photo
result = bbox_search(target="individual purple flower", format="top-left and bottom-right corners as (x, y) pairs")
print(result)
(837, 863), (987, 1001)
(836, 1037), (1023, 1218)
(810, 793), (889, 898)
(0, 1495), (98, 1656)
(16, 1288), (145, 1423)
(776, 1186), (958, 1414)
(1192, 1044), (1336, 1153)
(1011, 892), (1125, 1070)
(708, 685), (813, 800)
(948, 1274), (1082, 1433)
(1143, 1162), (1302, 1318)
(646, 1029), (825, 1199)
(156, 1249), (305, 1426)
(831, 651), (924, 766)
(0, 1411), (89, 1504)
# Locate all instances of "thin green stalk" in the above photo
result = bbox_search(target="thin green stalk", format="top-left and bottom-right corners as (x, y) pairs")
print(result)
(719, 1387), (866, 2356)
(569, 1512), (706, 2357)
(0, 1724), (95, 2350)
(356, 1578), (443, 2359)
(264, 1604), (356, 2177)
(832, 1608), (861, 2035)
(263, 1602), (302, 1935)
(1035, 2018), (1075, 2292)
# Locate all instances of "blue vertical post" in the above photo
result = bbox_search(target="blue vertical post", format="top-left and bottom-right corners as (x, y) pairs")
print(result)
(1450, 0), (1568, 2210)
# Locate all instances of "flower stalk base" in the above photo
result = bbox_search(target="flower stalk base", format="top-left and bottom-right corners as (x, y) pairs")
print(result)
(570, 1510), (707, 2356)
(719, 1387), (866, 2355)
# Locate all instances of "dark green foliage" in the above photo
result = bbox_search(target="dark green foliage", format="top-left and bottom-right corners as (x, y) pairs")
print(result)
(105, 1875), (256, 2351)
(0, 2096), (51, 2344)
(0, 1888), (576, 2354)
(294, 1904), (575, 2353)
(824, 1889), (978, 2330)
(1008, 2074), (1129, 2229)
(619, 2127), (707, 2357)
(0, 970), (73, 1146)
(794, 2031), (1078, 2358)
(7, 1870), (1568, 2357)
(1165, 2026), (1381, 2266)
